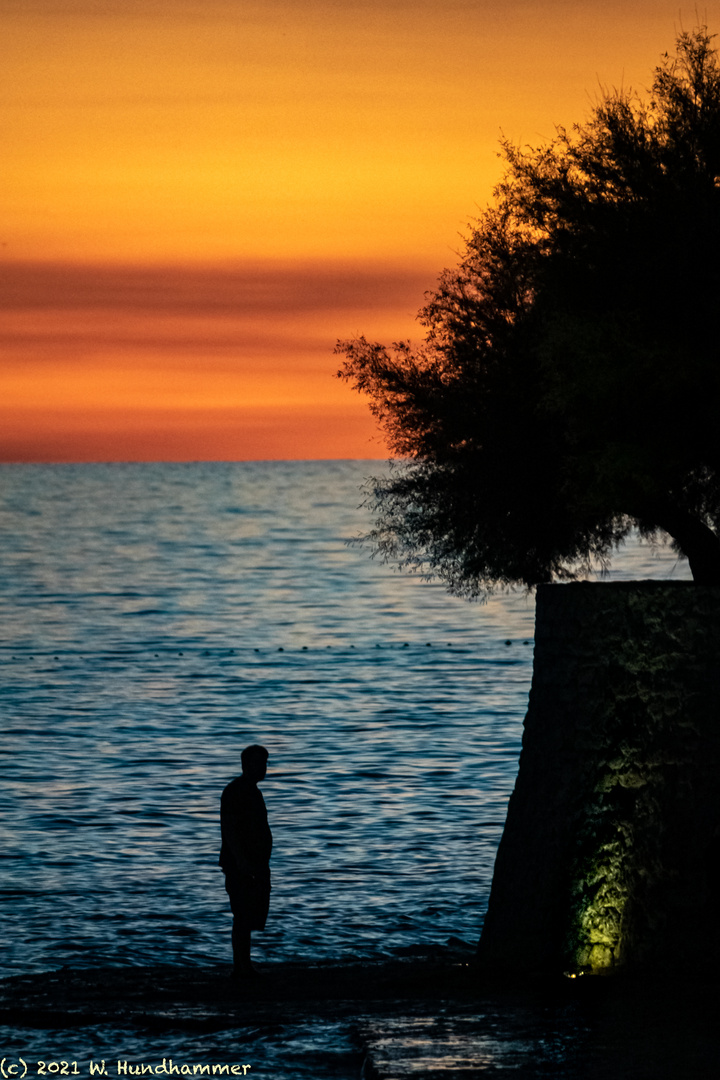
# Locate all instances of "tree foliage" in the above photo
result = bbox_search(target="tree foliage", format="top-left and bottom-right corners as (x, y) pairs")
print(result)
(337, 28), (720, 594)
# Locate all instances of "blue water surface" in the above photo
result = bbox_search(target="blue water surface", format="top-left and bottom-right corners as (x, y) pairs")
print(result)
(0, 461), (690, 975)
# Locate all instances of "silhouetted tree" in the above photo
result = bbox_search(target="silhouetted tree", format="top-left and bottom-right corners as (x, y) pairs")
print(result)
(337, 28), (720, 594)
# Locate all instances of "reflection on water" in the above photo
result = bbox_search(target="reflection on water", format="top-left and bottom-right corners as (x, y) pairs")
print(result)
(0, 462), (689, 977)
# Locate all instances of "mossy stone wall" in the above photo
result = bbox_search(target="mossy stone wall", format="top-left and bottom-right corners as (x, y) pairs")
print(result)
(477, 582), (720, 974)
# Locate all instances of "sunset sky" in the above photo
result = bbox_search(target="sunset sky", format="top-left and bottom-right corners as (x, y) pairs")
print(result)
(2, 0), (716, 461)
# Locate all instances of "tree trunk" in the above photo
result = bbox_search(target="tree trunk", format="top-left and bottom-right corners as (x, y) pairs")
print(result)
(477, 582), (720, 975)
(649, 503), (720, 584)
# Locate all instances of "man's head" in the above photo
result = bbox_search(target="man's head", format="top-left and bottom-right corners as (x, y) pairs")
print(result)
(241, 744), (269, 783)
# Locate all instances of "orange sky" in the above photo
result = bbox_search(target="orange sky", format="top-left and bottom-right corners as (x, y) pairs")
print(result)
(2, 0), (715, 461)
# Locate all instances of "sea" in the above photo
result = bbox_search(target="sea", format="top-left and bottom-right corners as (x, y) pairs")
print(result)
(0, 460), (692, 1073)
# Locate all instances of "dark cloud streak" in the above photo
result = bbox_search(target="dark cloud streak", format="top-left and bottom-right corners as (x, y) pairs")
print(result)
(0, 259), (434, 318)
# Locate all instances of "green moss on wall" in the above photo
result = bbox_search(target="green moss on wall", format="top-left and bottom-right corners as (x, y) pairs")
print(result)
(477, 582), (720, 975)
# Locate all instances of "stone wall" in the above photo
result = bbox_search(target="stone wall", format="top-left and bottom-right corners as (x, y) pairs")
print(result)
(477, 582), (720, 975)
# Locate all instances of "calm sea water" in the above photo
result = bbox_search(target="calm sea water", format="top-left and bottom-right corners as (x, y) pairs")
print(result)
(0, 460), (690, 979)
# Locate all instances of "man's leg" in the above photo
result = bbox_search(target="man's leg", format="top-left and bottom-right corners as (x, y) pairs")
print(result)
(231, 917), (253, 976)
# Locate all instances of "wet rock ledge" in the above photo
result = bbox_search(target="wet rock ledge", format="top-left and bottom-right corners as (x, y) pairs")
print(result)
(3, 958), (720, 1079)
(0, 956), (482, 1034)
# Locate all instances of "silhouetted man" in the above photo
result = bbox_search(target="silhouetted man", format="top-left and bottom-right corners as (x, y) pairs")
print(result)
(219, 744), (272, 977)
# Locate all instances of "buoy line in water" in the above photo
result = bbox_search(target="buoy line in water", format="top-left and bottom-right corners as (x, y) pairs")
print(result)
(2, 639), (533, 662)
